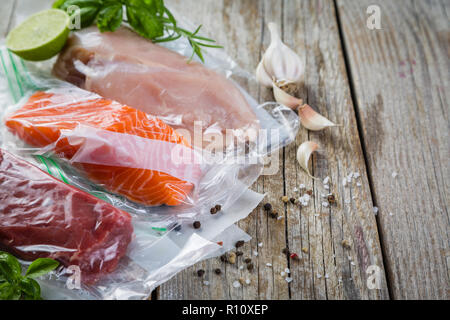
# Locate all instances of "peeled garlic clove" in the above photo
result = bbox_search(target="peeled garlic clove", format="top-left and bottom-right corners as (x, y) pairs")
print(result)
(263, 22), (303, 84)
(256, 60), (273, 87)
(298, 104), (339, 131)
(297, 141), (319, 178)
(272, 81), (303, 109)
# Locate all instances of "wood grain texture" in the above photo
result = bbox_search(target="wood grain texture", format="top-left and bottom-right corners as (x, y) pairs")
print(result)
(336, 0), (449, 299)
(159, 0), (389, 300)
(281, 0), (388, 300)
(0, 0), (15, 37)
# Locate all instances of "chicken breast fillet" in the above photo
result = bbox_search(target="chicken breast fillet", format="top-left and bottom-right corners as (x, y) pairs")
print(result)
(53, 27), (260, 148)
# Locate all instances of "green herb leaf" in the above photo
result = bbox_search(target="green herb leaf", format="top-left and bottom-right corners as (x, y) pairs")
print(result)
(25, 258), (59, 279)
(97, 2), (123, 32)
(20, 278), (41, 300)
(0, 282), (21, 300)
(126, 4), (164, 39)
(52, 0), (221, 62)
(52, 0), (67, 8)
(0, 252), (21, 283)
(55, 0), (101, 29)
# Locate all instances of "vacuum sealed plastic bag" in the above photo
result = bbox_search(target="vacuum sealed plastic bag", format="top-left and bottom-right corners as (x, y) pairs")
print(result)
(0, 7), (299, 298)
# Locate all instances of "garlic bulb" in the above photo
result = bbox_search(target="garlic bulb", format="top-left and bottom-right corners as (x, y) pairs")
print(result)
(298, 104), (340, 131)
(297, 141), (319, 178)
(256, 22), (304, 87)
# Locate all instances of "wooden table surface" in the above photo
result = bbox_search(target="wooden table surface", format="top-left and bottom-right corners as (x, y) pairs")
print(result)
(2, 0), (448, 300)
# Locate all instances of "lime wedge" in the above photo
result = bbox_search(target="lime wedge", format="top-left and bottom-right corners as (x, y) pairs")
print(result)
(6, 9), (70, 61)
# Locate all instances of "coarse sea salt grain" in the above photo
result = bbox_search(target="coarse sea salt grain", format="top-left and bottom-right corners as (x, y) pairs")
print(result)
(266, 263), (272, 267)
(317, 274), (322, 279)
(353, 172), (360, 179)
(293, 187), (298, 192)
(323, 176), (330, 184)
(281, 271), (286, 277)
(356, 182), (362, 187)
(322, 201), (329, 208)
(299, 184), (305, 190)
(285, 277), (293, 283)
(203, 281), (210, 286)
(245, 279), (251, 285)
(285, 268), (290, 274)
(373, 207), (379, 215)
(258, 242), (263, 247)
(392, 171), (398, 178)
(232, 281), (241, 288)
(253, 250), (258, 257)
(239, 265), (244, 270)
(343, 179), (347, 187)
(324, 185), (330, 190)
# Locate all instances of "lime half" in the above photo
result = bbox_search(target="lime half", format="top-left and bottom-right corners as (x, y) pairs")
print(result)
(6, 9), (70, 61)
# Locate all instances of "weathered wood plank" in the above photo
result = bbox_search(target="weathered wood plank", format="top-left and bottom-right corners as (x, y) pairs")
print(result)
(0, 0), (15, 37)
(159, 0), (289, 299)
(336, 0), (449, 299)
(160, 0), (389, 300)
(282, 0), (388, 300)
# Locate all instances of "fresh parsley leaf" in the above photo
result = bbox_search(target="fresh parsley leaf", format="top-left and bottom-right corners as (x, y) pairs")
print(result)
(25, 258), (59, 279)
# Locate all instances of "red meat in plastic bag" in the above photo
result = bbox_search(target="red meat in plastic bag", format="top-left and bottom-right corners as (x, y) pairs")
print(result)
(0, 148), (133, 284)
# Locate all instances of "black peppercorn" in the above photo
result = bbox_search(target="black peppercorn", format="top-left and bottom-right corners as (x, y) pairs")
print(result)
(263, 203), (272, 211)
(215, 204), (222, 212)
(235, 240), (245, 248)
(197, 269), (205, 277)
(193, 221), (201, 229)
(214, 268), (222, 275)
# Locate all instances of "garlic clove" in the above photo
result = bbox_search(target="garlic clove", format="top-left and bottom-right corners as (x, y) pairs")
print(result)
(297, 141), (319, 178)
(262, 22), (303, 84)
(272, 81), (303, 109)
(256, 59), (273, 87)
(298, 104), (340, 131)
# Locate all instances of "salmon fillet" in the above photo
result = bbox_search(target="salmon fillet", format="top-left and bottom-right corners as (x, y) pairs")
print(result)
(53, 27), (260, 146)
(5, 90), (199, 206)
(0, 148), (133, 284)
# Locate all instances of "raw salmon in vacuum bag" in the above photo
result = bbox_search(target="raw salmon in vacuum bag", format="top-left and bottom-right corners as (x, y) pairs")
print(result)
(5, 89), (202, 206)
